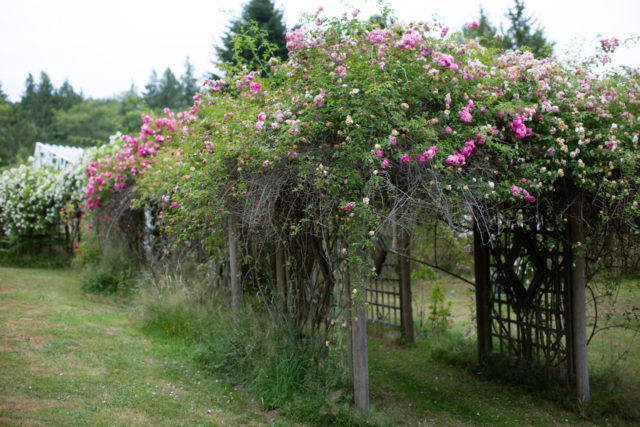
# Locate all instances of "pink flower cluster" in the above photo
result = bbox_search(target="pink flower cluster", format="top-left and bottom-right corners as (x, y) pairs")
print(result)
(396, 30), (422, 48)
(511, 185), (536, 203)
(85, 112), (181, 210)
(366, 29), (389, 45)
(417, 146), (438, 164)
(446, 135), (483, 167)
(249, 81), (262, 94)
(600, 38), (620, 53)
(508, 115), (533, 139)
(314, 89), (326, 107)
(254, 112), (267, 130)
(459, 99), (474, 124)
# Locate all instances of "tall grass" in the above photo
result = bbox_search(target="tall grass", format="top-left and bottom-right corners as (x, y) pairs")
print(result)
(138, 273), (367, 425)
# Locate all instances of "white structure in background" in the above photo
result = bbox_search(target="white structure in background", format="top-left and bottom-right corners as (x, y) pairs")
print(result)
(32, 142), (85, 170)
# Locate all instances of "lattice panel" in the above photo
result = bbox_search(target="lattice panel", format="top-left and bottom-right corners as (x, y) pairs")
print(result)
(487, 221), (571, 381)
(366, 252), (401, 328)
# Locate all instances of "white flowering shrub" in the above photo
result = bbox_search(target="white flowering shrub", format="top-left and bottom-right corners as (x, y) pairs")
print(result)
(0, 134), (123, 238)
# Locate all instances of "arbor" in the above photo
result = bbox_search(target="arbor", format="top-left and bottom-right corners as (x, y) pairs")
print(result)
(216, 0), (288, 70)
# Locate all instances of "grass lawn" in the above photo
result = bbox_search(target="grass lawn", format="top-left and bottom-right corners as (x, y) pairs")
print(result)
(1, 267), (638, 425)
(365, 277), (639, 426)
(0, 267), (280, 426)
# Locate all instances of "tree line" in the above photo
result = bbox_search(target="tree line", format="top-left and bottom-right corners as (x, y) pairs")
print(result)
(0, 58), (200, 169)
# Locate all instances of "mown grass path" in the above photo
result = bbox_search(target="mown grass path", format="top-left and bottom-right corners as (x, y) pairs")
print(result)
(0, 268), (277, 426)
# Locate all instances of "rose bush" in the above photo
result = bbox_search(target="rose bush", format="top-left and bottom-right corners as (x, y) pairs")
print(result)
(83, 8), (640, 328)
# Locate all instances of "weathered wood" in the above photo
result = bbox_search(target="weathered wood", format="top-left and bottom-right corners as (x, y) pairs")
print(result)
(344, 268), (354, 388)
(569, 193), (590, 402)
(473, 222), (492, 360)
(228, 213), (242, 313)
(398, 227), (414, 342)
(351, 251), (370, 414)
(351, 304), (369, 413)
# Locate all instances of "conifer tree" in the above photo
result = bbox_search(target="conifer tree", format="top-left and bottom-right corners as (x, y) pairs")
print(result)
(180, 57), (199, 108)
(216, 0), (288, 70)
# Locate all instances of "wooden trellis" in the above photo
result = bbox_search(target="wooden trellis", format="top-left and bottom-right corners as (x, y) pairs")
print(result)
(474, 206), (587, 390)
(366, 252), (401, 328)
(366, 228), (414, 342)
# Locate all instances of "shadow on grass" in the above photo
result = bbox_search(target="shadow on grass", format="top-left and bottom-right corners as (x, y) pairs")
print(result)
(368, 325), (640, 426)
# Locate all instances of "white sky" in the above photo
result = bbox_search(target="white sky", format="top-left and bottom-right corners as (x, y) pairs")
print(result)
(1, 0), (639, 102)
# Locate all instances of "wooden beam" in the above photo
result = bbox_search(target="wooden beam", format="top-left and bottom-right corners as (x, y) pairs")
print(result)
(351, 250), (370, 414)
(473, 222), (492, 360)
(569, 192), (590, 402)
(398, 227), (414, 342)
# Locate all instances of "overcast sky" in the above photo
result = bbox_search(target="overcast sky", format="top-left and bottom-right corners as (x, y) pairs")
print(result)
(1, 0), (639, 102)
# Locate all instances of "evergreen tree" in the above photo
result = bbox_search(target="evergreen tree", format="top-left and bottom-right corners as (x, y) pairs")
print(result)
(463, 1), (553, 59)
(180, 57), (199, 108)
(502, 0), (553, 58)
(143, 69), (160, 110)
(216, 0), (288, 71)
(55, 79), (83, 111)
(157, 68), (183, 111)
(51, 99), (120, 147)
(462, 8), (502, 49)
(20, 74), (38, 123)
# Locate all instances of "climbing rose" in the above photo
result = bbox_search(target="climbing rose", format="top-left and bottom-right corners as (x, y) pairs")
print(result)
(249, 82), (261, 94)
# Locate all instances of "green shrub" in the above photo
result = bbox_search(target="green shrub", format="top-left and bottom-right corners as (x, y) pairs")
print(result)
(0, 233), (72, 268)
(138, 273), (362, 425)
(79, 242), (138, 295)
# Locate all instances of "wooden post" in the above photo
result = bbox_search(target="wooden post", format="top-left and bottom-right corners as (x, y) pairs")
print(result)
(344, 268), (354, 387)
(569, 193), (590, 402)
(275, 241), (287, 310)
(228, 213), (242, 313)
(473, 222), (492, 360)
(351, 250), (370, 414)
(398, 227), (414, 342)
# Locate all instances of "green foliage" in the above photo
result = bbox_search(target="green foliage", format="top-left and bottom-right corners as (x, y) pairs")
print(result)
(216, 0), (288, 70)
(427, 282), (453, 331)
(0, 233), (72, 268)
(463, 1), (554, 58)
(502, 0), (554, 58)
(79, 239), (139, 295)
(51, 99), (121, 147)
(0, 94), (36, 168)
(139, 274), (361, 424)
(142, 59), (202, 111)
